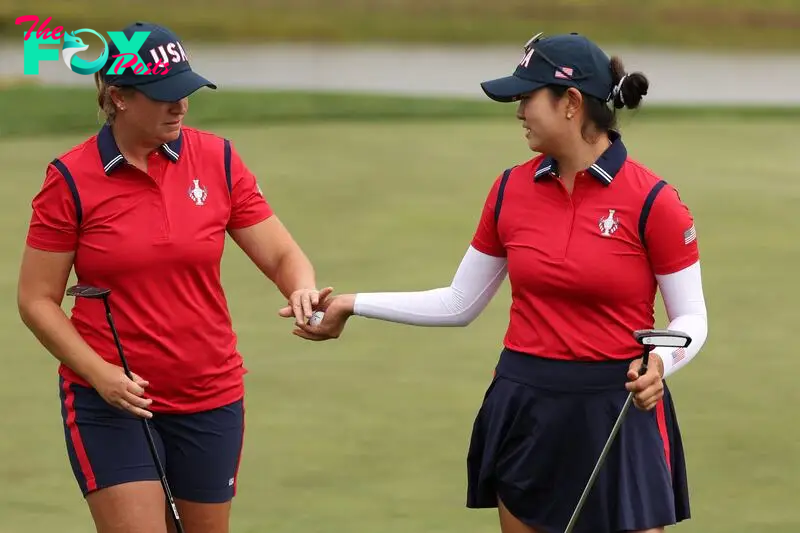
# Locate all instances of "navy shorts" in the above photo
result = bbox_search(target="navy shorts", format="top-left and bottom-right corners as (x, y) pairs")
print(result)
(466, 349), (690, 533)
(59, 376), (245, 503)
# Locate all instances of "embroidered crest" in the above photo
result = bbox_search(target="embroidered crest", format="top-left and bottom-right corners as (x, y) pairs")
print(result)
(598, 209), (619, 237)
(188, 178), (208, 206)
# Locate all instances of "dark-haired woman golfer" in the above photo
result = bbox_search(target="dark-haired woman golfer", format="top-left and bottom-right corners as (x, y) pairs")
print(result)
(287, 32), (709, 533)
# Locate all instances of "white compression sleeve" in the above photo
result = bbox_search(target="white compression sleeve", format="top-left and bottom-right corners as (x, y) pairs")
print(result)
(353, 246), (508, 327)
(652, 261), (709, 378)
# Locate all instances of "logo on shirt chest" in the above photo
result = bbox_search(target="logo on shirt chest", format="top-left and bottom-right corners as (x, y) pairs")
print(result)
(598, 209), (619, 237)
(188, 178), (208, 206)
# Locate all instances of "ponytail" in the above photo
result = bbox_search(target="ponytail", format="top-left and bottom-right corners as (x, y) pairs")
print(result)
(93, 72), (134, 124)
(94, 71), (117, 124)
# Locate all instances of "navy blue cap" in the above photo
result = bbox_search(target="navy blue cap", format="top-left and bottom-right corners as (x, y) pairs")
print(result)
(100, 21), (216, 102)
(481, 33), (614, 103)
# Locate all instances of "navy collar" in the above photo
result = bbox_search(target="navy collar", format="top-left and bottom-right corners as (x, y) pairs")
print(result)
(533, 130), (627, 186)
(97, 123), (183, 175)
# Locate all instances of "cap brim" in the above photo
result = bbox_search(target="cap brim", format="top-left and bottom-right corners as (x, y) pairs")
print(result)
(480, 75), (545, 103)
(134, 70), (217, 102)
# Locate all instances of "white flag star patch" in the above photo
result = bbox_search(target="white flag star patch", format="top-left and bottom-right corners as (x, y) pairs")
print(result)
(684, 224), (696, 245)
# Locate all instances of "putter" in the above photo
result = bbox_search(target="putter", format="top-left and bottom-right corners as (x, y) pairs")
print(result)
(66, 284), (184, 533)
(563, 328), (692, 533)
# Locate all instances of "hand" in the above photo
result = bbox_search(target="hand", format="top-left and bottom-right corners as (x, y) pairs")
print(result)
(625, 353), (664, 411)
(287, 293), (356, 341)
(87, 361), (153, 419)
(278, 287), (334, 326)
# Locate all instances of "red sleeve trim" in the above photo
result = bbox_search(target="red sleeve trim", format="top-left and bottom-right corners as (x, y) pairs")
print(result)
(653, 255), (698, 276)
(25, 236), (78, 253)
(227, 211), (274, 231)
(470, 238), (507, 258)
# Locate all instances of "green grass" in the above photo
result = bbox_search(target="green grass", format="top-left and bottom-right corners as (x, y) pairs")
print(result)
(2, 0), (800, 49)
(0, 115), (798, 532)
(2, 84), (800, 140)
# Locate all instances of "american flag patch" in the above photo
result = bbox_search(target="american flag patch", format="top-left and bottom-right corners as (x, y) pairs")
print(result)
(684, 224), (696, 245)
(555, 66), (574, 79)
(672, 348), (686, 365)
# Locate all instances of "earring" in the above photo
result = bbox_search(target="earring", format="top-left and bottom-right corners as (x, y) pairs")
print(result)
(567, 113), (574, 119)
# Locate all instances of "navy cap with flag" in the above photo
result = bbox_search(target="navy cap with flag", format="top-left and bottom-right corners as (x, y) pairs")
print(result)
(100, 21), (216, 102)
(481, 32), (615, 103)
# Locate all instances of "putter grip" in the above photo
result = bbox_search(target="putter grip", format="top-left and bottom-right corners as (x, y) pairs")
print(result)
(639, 351), (650, 376)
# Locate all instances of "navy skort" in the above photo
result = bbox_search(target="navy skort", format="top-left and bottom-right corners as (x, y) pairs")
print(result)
(466, 348), (690, 533)
(59, 376), (245, 503)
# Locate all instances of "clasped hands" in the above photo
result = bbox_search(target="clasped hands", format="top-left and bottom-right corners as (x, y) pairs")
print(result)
(278, 287), (354, 342)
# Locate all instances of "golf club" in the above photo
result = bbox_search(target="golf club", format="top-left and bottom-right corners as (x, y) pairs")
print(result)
(65, 284), (184, 533)
(563, 328), (692, 533)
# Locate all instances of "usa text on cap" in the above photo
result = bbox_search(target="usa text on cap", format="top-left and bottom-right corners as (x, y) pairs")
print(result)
(481, 32), (615, 103)
(100, 21), (216, 102)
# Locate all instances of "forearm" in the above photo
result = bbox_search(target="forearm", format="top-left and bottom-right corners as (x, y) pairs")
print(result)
(355, 287), (466, 326)
(271, 248), (317, 299)
(19, 298), (106, 383)
(228, 218), (318, 298)
(352, 246), (508, 327)
(653, 261), (708, 378)
(653, 313), (707, 378)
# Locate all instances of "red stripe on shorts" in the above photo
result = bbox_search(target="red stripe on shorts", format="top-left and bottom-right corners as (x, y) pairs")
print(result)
(233, 400), (246, 496)
(62, 378), (97, 492)
(655, 399), (671, 474)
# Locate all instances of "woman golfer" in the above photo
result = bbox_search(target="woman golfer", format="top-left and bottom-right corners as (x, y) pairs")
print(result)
(18, 21), (327, 533)
(286, 33), (709, 533)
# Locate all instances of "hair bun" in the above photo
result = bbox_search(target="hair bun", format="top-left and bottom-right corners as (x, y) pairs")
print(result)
(619, 72), (649, 110)
(609, 56), (649, 110)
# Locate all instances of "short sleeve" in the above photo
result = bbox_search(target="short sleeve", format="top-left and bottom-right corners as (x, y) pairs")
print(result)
(226, 142), (274, 230)
(26, 164), (79, 252)
(644, 184), (699, 275)
(470, 175), (506, 257)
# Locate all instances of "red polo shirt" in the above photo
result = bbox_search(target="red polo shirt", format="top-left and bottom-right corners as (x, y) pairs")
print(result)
(471, 132), (699, 362)
(26, 124), (273, 413)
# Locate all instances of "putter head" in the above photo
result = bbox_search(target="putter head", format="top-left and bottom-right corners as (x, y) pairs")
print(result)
(66, 285), (111, 299)
(633, 329), (692, 349)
